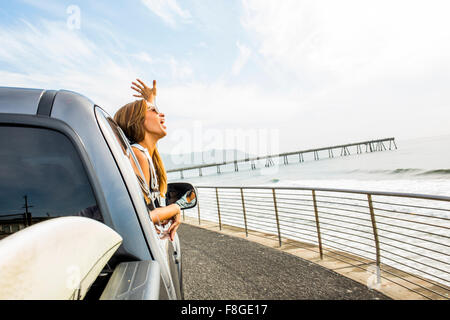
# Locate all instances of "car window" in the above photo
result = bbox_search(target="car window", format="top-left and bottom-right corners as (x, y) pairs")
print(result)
(0, 126), (99, 240)
(94, 107), (151, 204)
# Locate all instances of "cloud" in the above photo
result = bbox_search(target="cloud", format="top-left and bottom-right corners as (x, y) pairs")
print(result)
(0, 19), (140, 111)
(0, 19), (199, 116)
(240, 0), (450, 143)
(241, 0), (450, 85)
(141, 0), (192, 28)
(231, 41), (251, 76)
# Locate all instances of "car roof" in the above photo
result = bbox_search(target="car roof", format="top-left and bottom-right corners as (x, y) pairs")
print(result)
(0, 86), (94, 116)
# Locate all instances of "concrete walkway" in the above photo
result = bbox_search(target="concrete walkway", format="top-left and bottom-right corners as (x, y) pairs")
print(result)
(178, 223), (389, 300)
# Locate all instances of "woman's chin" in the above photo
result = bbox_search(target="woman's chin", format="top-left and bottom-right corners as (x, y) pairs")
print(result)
(160, 127), (167, 137)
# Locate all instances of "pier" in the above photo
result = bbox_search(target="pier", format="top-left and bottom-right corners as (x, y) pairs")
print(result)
(168, 137), (397, 179)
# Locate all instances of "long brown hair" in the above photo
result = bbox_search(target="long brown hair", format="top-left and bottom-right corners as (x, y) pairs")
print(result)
(114, 99), (167, 197)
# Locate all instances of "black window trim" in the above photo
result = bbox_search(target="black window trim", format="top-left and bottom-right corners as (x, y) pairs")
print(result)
(36, 90), (57, 117)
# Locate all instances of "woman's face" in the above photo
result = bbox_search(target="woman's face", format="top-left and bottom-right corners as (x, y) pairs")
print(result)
(143, 101), (167, 139)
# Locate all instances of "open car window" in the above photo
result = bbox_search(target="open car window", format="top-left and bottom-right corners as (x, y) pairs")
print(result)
(95, 107), (150, 202)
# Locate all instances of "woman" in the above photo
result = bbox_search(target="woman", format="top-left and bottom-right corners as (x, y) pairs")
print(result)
(114, 79), (181, 241)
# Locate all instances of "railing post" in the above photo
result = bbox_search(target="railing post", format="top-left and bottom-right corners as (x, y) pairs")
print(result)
(240, 188), (248, 237)
(216, 187), (222, 230)
(272, 188), (282, 247)
(368, 194), (381, 284)
(312, 190), (323, 260)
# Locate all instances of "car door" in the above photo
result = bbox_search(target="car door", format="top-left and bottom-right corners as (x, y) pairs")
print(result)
(94, 106), (182, 299)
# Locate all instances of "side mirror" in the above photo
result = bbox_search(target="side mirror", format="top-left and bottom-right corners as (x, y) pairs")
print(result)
(165, 182), (197, 210)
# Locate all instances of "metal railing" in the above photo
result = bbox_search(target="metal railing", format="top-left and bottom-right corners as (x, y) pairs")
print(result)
(183, 185), (450, 300)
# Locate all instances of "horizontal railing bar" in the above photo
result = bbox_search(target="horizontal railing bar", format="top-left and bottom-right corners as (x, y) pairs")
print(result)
(277, 233), (380, 268)
(197, 186), (450, 202)
(373, 213), (450, 230)
(380, 254), (450, 285)
(276, 214), (318, 226)
(372, 226), (449, 248)
(278, 221), (318, 232)
(245, 191), (313, 198)
(277, 214), (371, 235)
(314, 194), (369, 203)
(379, 261), (450, 295)
(372, 206), (450, 221)
(245, 225), (279, 234)
(305, 204), (370, 218)
(277, 227), (318, 239)
(302, 214), (372, 231)
(217, 210), (245, 220)
(244, 218), (277, 227)
(375, 220), (450, 239)
(218, 217), (244, 225)
(277, 203), (314, 213)
(316, 217), (375, 234)
(256, 196), (314, 204)
(282, 226), (374, 258)
(207, 201), (242, 210)
(316, 226), (376, 245)
(377, 234), (450, 257)
(315, 240), (375, 262)
(240, 205), (277, 214)
(378, 240), (450, 267)
(380, 268), (447, 300)
(372, 199), (450, 213)
(280, 207), (372, 224)
(283, 225), (375, 251)
(278, 203), (370, 219)
(276, 206), (316, 215)
(314, 199), (371, 212)
(240, 211), (276, 221)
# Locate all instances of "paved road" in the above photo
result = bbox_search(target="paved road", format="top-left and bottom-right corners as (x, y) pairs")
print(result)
(178, 223), (390, 300)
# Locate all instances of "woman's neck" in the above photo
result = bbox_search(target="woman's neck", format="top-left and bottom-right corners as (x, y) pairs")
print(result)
(138, 135), (158, 157)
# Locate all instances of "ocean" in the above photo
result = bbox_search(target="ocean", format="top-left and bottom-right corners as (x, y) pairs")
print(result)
(167, 134), (450, 290)
(168, 134), (450, 197)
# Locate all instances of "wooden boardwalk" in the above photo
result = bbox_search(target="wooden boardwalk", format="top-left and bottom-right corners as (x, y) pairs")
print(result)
(180, 216), (448, 300)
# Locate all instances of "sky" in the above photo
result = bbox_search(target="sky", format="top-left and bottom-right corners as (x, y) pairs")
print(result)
(1, 0), (450, 157)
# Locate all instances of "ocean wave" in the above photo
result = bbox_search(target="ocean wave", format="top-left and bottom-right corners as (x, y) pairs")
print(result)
(417, 169), (450, 176)
(348, 168), (450, 176)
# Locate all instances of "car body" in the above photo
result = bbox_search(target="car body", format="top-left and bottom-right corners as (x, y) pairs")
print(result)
(0, 87), (189, 300)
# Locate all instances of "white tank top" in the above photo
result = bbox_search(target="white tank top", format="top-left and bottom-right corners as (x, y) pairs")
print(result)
(131, 143), (165, 207)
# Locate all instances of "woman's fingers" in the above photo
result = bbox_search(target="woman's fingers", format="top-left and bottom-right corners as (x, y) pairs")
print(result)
(131, 85), (143, 94)
(131, 84), (143, 92)
(131, 82), (144, 92)
(131, 79), (157, 101)
(136, 78), (148, 89)
(169, 225), (179, 241)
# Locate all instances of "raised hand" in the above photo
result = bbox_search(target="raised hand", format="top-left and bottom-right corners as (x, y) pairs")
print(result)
(131, 79), (157, 104)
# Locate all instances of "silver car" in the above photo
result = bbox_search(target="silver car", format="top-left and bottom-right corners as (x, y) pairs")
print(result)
(0, 87), (196, 300)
